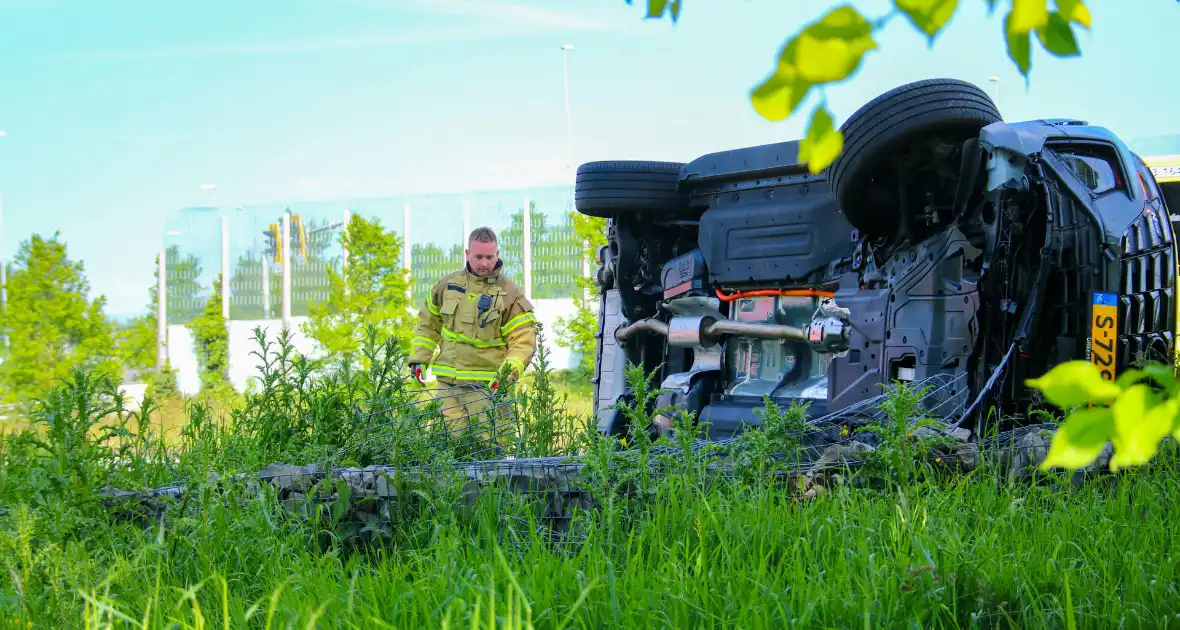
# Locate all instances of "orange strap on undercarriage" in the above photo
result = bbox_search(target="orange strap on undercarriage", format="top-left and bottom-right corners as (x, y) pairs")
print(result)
(714, 288), (835, 302)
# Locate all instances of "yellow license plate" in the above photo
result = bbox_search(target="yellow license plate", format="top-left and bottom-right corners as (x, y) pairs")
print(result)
(1090, 292), (1118, 380)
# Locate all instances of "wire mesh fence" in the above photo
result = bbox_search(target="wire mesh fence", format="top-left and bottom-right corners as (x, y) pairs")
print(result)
(100, 369), (1115, 555)
(327, 382), (526, 466)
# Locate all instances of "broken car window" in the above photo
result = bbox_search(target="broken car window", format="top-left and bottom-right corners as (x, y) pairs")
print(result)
(1053, 147), (1125, 196)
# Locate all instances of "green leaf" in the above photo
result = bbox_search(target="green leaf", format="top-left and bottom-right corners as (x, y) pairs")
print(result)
(749, 5), (877, 122)
(331, 479), (352, 524)
(642, 0), (682, 21)
(1025, 361), (1122, 409)
(1004, 11), (1033, 77)
(1039, 407), (1114, 471)
(894, 0), (959, 39)
(1054, 0), (1091, 28)
(798, 106), (844, 174)
(1171, 402), (1180, 442)
(1010, 0), (1049, 34)
(792, 5), (878, 84)
(1035, 12), (1080, 57)
(1111, 391), (1176, 471)
(1115, 363), (1178, 392)
(750, 64), (812, 122)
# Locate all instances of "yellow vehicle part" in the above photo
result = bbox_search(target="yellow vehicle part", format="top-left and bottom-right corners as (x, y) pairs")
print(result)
(1144, 154), (1180, 184)
(1143, 155), (1180, 368)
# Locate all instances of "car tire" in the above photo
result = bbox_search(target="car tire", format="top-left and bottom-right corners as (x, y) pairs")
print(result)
(574, 160), (686, 218)
(828, 78), (1002, 236)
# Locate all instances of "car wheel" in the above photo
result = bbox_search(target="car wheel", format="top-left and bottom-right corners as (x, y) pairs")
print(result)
(828, 78), (1002, 238)
(575, 160), (687, 218)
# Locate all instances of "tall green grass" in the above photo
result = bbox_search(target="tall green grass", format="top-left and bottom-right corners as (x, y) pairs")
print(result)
(0, 328), (1177, 628)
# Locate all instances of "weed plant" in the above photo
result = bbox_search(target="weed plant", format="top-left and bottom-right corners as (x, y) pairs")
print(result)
(0, 328), (1178, 628)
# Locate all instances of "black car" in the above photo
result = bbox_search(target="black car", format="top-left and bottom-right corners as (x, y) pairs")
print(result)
(578, 78), (1178, 440)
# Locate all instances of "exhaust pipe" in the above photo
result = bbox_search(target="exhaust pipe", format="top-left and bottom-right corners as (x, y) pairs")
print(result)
(615, 313), (849, 354)
(614, 318), (670, 341)
(705, 319), (809, 342)
(615, 316), (807, 344)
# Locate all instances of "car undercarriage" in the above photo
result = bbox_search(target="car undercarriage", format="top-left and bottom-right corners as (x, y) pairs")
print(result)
(577, 79), (1179, 442)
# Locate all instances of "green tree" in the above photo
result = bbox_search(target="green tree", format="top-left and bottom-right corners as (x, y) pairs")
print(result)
(187, 273), (232, 398)
(634, 0), (1093, 172)
(118, 252), (162, 373)
(411, 242), (463, 306)
(303, 214), (413, 363)
(554, 213), (608, 377)
(0, 233), (121, 402)
(117, 314), (156, 375)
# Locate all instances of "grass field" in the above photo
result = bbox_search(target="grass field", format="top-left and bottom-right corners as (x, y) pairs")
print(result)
(1, 333), (1177, 628)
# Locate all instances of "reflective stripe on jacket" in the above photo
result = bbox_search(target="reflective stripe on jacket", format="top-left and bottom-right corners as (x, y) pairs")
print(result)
(410, 260), (537, 383)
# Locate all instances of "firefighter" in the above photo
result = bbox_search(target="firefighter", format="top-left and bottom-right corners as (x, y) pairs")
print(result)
(408, 226), (538, 438)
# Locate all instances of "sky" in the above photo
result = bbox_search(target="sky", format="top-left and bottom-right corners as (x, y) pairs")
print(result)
(0, 0), (1178, 318)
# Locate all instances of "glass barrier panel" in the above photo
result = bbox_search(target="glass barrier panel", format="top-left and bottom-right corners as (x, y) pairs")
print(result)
(162, 206), (221, 326)
(406, 193), (466, 307)
(522, 185), (579, 299)
(464, 190), (529, 291)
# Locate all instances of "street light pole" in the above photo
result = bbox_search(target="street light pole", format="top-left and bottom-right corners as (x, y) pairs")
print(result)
(561, 44), (574, 176)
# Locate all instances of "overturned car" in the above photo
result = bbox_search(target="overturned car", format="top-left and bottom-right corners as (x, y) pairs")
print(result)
(577, 79), (1179, 440)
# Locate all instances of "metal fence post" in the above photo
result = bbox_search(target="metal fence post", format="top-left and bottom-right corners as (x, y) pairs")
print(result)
(281, 211), (292, 330)
(522, 197), (532, 302)
(157, 247), (168, 369)
(220, 215), (230, 319)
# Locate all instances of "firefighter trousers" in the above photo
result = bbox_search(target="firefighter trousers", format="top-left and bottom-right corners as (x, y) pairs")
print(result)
(431, 377), (514, 452)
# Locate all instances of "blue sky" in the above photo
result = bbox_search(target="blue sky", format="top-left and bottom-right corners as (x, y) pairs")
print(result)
(0, 0), (1177, 317)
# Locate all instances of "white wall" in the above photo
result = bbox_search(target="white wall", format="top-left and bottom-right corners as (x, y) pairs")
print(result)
(165, 298), (579, 395)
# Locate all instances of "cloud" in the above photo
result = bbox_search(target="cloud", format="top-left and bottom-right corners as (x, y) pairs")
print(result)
(294, 176), (361, 199)
(0, 0), (641, 65)
(405, 0), (617, 31)
(1, 27), (520, 64)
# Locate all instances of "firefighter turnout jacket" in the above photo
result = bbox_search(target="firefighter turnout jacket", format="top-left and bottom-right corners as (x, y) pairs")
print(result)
(411, 261), (538, 384)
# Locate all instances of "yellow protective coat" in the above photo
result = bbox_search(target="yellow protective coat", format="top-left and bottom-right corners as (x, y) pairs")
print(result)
(410, 261), (537, 384)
